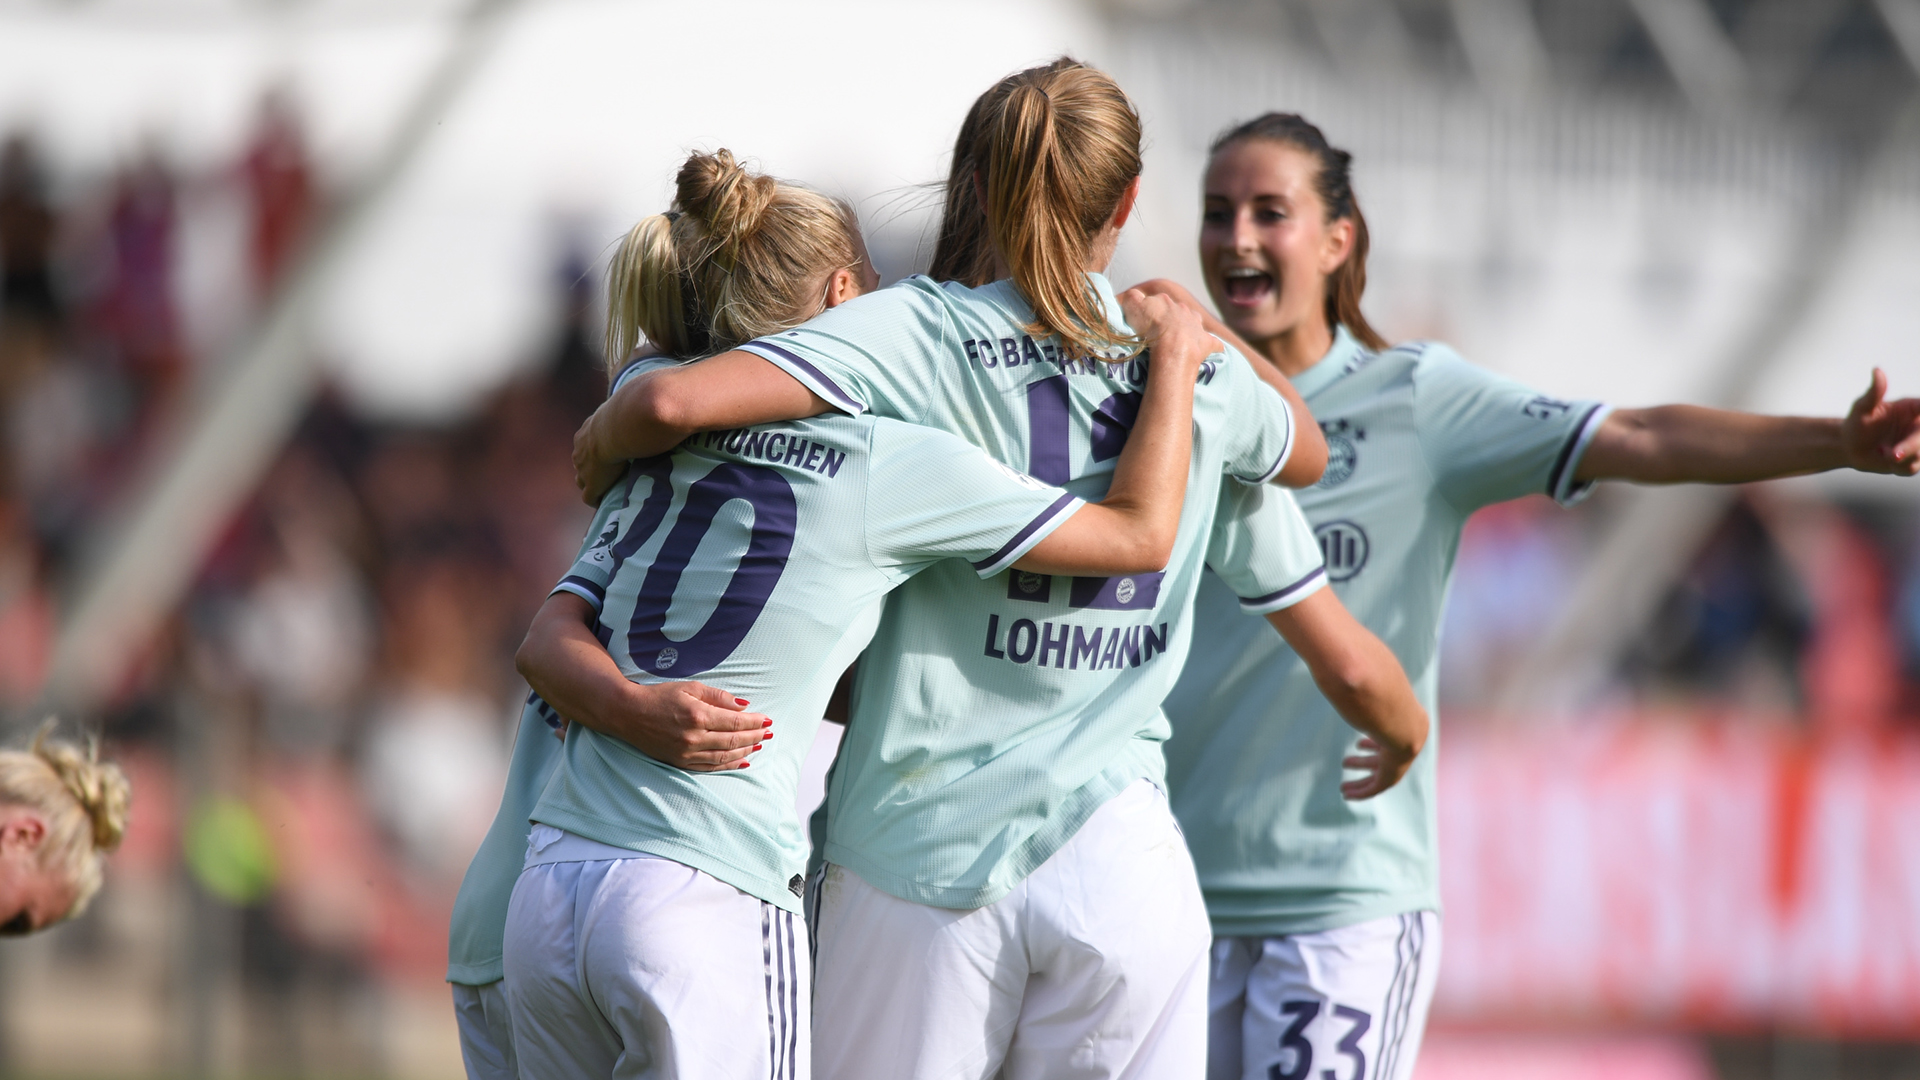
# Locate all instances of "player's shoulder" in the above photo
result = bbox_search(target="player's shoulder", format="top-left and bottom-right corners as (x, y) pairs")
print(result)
(1401, 339), (1510, 397)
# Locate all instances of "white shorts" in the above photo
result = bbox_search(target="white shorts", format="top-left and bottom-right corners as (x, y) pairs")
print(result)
(1208, 911), (1441, 1080)
(502, 825), (809, 1080)
(452, 980), (516, 1080)
(811, 778), (1211, 1080)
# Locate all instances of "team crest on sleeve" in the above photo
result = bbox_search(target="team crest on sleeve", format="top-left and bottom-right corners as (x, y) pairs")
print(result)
(1314, 520), (1370, 581)
(1315, 418), (1365, 489)
(1522, 395), (1574, 420)
(583, 515), (622, 568)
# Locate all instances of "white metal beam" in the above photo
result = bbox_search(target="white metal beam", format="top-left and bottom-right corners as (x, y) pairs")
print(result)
(1625, 0), (1750, 117)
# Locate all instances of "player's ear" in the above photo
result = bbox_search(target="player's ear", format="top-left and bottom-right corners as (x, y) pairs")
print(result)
(824, 267), (862, 309)
(1320, 216), (1356, 275)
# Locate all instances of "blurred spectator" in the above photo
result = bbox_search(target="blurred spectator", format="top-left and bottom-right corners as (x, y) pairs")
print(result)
(361, 558), (508, 885)
(1621, 499), (1808, 710)
(0, 133), (61, 345)
(239, 88), (315, 295)
(231, 450), (375, 756)
(95, 146), (185, 410)
(0, 498), (52, 706)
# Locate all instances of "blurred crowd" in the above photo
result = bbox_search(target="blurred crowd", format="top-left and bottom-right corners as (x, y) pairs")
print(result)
(1443, 488), (1920, 731)
(3, 90), (1920, 1075)
(0, 95), (601, 1071)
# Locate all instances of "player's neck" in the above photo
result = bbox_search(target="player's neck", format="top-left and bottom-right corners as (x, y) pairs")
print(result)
(1255, 318), (1335, 379)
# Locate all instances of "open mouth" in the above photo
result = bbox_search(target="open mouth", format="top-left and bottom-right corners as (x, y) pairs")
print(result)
(1220, 268), (1274, 306)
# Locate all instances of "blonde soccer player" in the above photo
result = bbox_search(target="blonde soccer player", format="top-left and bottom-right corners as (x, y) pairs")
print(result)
(1139, 111), (1920, 1080)
(0, 724), (130, 937)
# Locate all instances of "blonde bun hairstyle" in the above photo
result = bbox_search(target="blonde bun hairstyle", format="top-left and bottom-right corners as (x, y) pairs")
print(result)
(0, 722), (131, 921)
(604, 150), (863, 375)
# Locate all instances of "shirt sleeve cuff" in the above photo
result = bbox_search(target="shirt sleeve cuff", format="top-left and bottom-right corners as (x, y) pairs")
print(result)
(1547, 403), (1613, 506)
(551, 575), (607, 614)
(740, 341), (868, 416)
(1237, 566), (1327, 615)
(970, 493), (1084, 578)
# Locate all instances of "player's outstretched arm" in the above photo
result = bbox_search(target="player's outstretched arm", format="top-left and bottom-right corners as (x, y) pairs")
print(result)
(1576, 369), (1920, 484)
(1014, 291), (1209, 576)
(1264, 589), (1428, 800)
(573, 352), (833, 504)
(515, 592), (771, 771)
(1128, 276), (1329, 488)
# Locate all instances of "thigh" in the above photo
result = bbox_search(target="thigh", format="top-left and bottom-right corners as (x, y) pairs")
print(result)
(502, 861), (622, 1079)
(1240, 911), (1441, 1080)
(577, 856), (809, 1080)
(1004, 780), (1213, 1080)
(451, 981), (518, 1080)
(811, 863), (1025, 1080)
(1206, 939), (1259, 1080)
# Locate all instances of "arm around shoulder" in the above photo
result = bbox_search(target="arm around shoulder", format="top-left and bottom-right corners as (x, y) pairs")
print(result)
(573, 351), (833, 503)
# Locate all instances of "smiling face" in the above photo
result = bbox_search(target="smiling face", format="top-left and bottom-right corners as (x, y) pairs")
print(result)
(0, 807), (76, 937)
(1199, 139), (1354, 351)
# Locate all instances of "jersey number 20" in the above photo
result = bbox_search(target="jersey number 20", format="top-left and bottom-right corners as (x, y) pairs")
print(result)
(619, 459), (797, 677)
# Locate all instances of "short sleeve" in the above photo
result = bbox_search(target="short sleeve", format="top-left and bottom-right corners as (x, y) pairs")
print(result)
(1210, 347), (1296, 484)
(1413, 345), (1611, 512)
(739, 279), (952, 424)
(1206, 482), (1327, 614)
(863, 419), (1084, 579)
(550, 464), (659, 613)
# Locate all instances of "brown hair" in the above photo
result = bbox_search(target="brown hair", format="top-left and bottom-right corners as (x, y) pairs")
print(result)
(929, 58), (1144, 361)
(604, 150), (863, 376)
(1209, 113), (1387, 351)
(0, 722), (131, 924)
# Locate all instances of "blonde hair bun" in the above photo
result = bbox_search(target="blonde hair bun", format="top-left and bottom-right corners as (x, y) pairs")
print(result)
(677, 150), (779, 264)
(31, 725), (131, 853)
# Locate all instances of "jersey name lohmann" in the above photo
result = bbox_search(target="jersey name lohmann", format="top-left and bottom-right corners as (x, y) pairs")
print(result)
(696, 427), (849, 477)
(982, 612), (1171, 671)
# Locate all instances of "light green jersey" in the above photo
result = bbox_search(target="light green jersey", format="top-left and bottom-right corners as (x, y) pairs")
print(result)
(1165, 327), (1611, 936)
(446, 357), (683, 985)
(743, 273), (1317, 909)
(531, 404), (1084, 913)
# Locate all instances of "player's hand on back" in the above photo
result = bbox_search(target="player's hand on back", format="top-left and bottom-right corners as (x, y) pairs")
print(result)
(1843, 367), (1920, 476)
(603, 680), (773, 772)
(1118, 288), (1221, 380)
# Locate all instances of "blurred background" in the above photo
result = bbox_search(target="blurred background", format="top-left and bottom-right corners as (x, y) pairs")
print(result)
(0, 0), (1917, 1076)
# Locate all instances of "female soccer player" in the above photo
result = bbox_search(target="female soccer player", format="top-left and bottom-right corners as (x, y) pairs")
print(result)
(1140, 112), (1920, 1080)
(0, 723), (130, 937)
(560, 61), (1426, 1079)
(454, 147), (1225, 1080)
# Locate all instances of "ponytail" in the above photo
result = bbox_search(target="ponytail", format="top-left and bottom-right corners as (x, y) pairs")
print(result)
(935, 58), (1144, 361)
(1209, 114), (1388, 351)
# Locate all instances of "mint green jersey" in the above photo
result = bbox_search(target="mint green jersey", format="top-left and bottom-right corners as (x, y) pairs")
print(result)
(446, 357), (679, 985)
(742, 273), (1314, 909)
(530, 405), (1084, 913)
(1165, 327), (1611, 936)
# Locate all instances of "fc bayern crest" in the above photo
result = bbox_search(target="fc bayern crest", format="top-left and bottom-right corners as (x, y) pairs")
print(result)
(1316, 418), (1364, 488)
